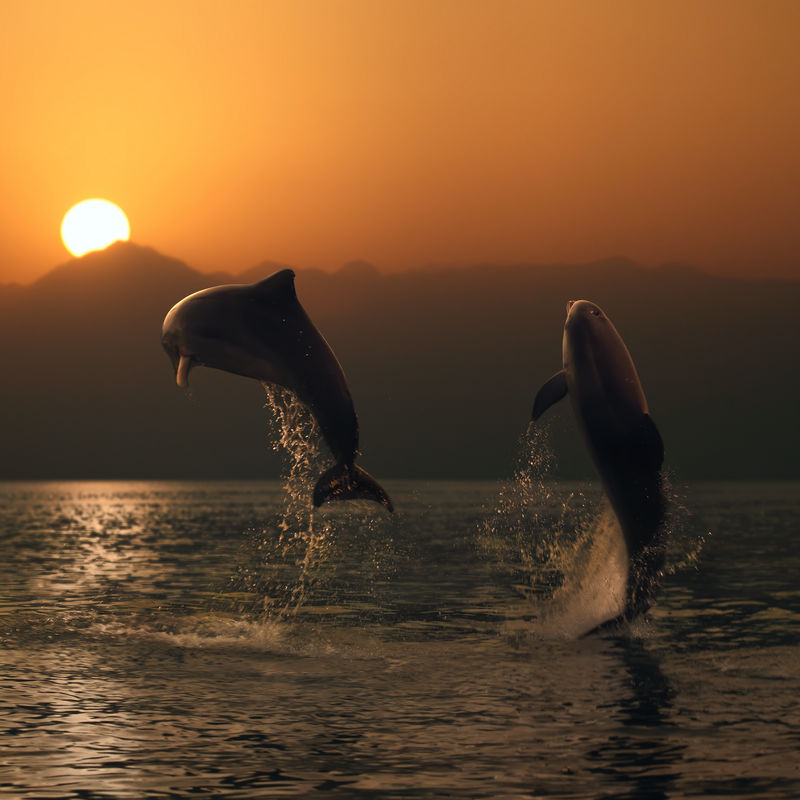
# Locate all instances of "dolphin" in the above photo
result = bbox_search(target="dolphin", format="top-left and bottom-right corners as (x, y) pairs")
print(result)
(532, 300), (666, 622)
(161, 269), (393, 512)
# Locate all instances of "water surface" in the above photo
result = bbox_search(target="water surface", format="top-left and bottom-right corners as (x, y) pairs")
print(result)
(1, 479), (798, 799)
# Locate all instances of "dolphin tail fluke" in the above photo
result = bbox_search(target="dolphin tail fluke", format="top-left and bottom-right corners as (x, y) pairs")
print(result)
(313, 463), (394, 512)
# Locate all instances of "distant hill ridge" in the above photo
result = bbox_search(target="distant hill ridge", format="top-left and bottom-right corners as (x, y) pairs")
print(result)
(0, 241), (798, 480)
(15, 241), (796, 294)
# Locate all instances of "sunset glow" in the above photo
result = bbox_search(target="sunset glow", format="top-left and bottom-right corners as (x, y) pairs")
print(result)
(2, 1), (799, 281)
(60, 199), (131, 257)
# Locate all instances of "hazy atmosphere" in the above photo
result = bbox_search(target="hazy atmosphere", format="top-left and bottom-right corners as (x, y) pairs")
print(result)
(1, 243), (798, 481)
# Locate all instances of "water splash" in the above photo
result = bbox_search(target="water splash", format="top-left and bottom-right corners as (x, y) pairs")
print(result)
(479, 424), (627, 638)
(87, 613), (349, 658)
(661, 471), (712, 575)
(481, 425), (710, 638)
(260, 385), (324, 526)
(223, 385), (397, 624)
(224, 385), (336, 619)
(536, 502), (629, 638)
(479, 424), (593, 596)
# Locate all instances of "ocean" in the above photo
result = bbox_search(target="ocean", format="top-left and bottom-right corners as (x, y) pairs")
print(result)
(1, 458), (798, 798)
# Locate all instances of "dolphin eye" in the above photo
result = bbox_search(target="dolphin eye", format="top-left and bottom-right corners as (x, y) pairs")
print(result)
(591, 309), (601, 316)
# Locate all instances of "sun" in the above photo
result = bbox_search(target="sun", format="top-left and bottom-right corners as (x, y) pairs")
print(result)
(61, 199), (131, 257)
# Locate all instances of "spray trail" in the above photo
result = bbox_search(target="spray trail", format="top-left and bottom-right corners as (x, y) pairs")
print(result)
(222, 386), (336, 619)
(659, 471), (712, 578)
(481, 425), (711, 638)
(263, 383), (339, 615)
(479, 424), (595, 599)
(479, 423), (628, 637)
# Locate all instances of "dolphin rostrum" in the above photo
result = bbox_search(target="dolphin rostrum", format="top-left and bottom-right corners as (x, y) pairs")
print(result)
(161, 269), (393, 512)
(532, 300), (666, 622)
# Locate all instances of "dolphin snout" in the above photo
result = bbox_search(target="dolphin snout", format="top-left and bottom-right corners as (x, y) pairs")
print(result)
(175, 354), (194, 388)
(162, 339), (194, 388)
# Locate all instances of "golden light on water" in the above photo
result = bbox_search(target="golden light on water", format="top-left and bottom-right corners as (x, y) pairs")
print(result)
(61, 199), (130, 257)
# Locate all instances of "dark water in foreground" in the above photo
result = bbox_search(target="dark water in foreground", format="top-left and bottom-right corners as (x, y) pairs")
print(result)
(1, 478), (798, 799)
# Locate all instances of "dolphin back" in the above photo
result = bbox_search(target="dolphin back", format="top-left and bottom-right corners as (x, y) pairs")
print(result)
(313, 463), (394, 512)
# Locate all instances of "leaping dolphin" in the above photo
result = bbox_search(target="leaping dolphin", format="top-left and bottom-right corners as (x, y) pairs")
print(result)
(161, 269), (393, 512)
(532, 300), (666, 623)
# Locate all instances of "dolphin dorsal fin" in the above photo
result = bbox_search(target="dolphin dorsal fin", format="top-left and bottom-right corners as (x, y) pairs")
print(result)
(253, 269), (297, 302)
(532, 369), (568, 420)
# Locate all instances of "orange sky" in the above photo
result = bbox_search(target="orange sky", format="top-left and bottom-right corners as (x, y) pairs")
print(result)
(1, 0), (798, 283)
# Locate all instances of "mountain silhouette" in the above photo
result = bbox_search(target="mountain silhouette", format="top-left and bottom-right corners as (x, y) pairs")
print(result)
(0, 241), (797, 480)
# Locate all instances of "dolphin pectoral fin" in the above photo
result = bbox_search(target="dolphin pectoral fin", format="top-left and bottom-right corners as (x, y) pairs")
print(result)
(313, 463), (394, 512)
(532, 370), (568, 420)
(176, 355), (193, 388)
